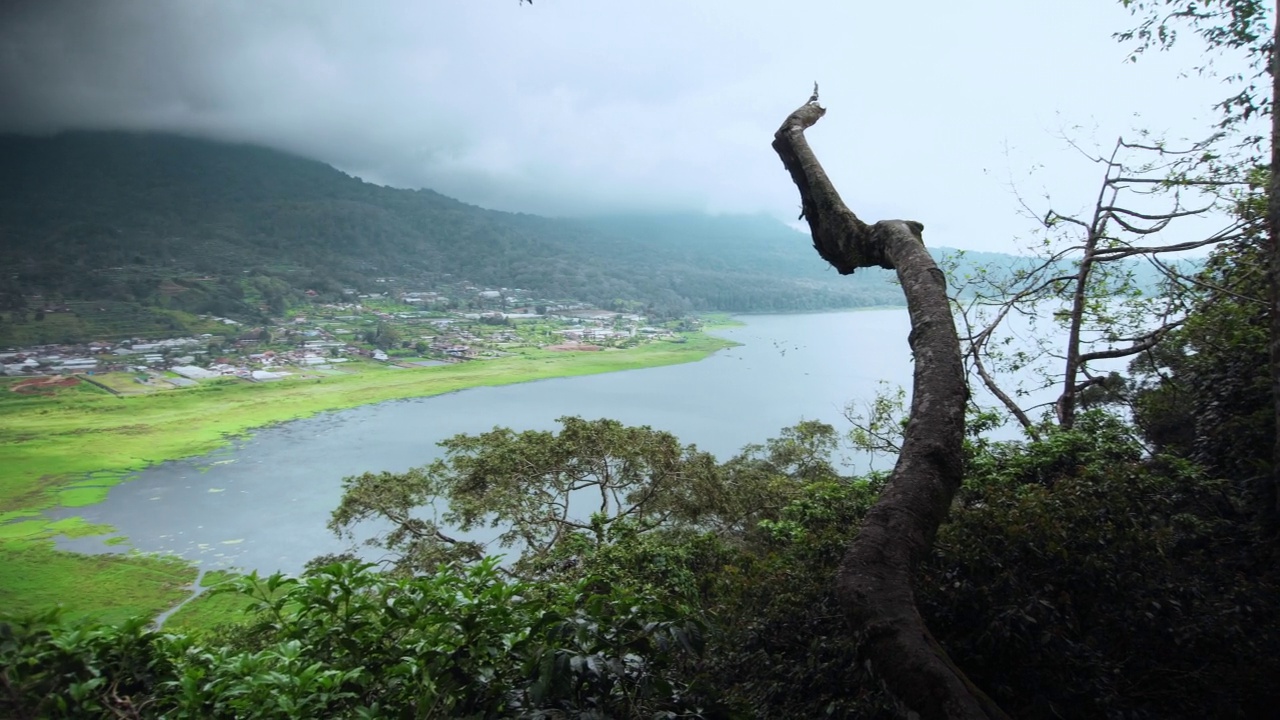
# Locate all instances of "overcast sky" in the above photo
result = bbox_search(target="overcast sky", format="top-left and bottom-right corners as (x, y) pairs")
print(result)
(0, 0), (1261, 252)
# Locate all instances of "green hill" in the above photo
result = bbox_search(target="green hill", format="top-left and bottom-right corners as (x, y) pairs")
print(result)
(0, 133), (903, 324)
(1, 131), (1132, 344)
(0, 133), (901, 322)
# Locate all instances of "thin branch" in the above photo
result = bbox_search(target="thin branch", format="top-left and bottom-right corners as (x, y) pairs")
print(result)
(1112, 177), (1248, 186)
(970, 338), (1039, 438)
(1107, 212), (1173, 235)
(1100, 204), (1211, 220)
(1076, 323), (1181, 364)
(1147, 253), (1266, 305)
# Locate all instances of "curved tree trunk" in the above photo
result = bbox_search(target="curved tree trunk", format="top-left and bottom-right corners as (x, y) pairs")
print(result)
(1267, 0), (1280, 534)
(772, 97), (1010, 720)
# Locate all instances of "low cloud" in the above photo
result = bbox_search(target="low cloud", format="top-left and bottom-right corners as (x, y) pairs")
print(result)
(0, 0), (1246, 248)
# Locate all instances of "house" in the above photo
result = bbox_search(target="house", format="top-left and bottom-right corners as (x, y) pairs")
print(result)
(51, 358), (99, 373)
(1, 359), (38, 375)
(250, 370), (290, 381)
(172, 365), (219, 380)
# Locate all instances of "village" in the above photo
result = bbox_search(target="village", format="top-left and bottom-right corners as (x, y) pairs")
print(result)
(0, 283), (692, 393)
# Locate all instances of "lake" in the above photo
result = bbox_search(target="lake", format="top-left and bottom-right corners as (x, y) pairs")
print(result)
(55, 309), (921, 575)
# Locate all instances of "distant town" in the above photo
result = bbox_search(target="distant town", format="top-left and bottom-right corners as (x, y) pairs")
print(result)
(0, 282), (699, 394)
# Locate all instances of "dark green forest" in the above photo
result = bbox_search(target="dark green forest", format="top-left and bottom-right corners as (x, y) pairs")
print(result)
(0, 132), (915, 325)
(0, 131), (1180, 346)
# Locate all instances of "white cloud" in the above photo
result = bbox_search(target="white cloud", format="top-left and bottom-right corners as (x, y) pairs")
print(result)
(0, 0), (1259, 250)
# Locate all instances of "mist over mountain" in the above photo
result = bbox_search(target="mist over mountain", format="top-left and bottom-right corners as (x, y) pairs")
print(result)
(0, 132), (927, 321)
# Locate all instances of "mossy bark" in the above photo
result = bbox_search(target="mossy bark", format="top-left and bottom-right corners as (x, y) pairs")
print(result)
(1269, 2), (1280, 534)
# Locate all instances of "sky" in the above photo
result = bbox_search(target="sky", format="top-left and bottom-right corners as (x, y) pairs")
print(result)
(0, 0), (1263, 252)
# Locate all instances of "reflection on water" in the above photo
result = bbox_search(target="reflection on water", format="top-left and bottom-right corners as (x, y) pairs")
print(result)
(52, 310), (917, 576)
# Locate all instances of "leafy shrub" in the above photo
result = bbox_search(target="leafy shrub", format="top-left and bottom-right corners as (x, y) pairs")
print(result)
(920, 417), (1280, 718)
(582, 415), (1280, 718)
(1, 560), (727, 719)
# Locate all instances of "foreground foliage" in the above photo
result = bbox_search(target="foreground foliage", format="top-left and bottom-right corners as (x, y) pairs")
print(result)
(677, 416), (1280, 718)
(6, 416), (1280, 718)
(0, 559), (722, 719)
(1131, 228), (1275, 521)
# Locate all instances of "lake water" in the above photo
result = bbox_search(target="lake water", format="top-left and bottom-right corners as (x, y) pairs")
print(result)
(55, 310), (921, 575)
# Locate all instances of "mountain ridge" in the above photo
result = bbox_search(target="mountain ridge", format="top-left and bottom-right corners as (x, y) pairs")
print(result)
(1, 132), (1087, 334)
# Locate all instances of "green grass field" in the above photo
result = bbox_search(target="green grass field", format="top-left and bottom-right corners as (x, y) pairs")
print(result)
(0, 540), (197, 626)
(162, 570), (263, 634)
(0, 334), (734, 627)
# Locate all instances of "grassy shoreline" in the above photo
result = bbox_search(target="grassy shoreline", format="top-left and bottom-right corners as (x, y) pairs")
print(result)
(0, 334), (734, 622)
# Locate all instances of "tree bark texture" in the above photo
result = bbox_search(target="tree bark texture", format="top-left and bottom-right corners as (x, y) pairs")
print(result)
(773, 100), (1009, 720)
(1270, 0), (1280, 533)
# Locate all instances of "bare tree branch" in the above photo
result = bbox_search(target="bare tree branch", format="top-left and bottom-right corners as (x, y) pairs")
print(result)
(1075, 322), (1181, 364)
(773, 95), (1008, 720)
(1147, 252), (1267, 305)
(969, 333), (1040, 437)
(1112, 176), (1247, 186)
(1100, 204), (1211, 220)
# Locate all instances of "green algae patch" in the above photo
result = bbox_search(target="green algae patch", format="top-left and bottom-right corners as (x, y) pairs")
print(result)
(45, 517), (116, 539)
(0, 520), (48, 540)
(699, 313), (746, 329)
(0, 516), (114, 541)
(58, 486), (112, 507)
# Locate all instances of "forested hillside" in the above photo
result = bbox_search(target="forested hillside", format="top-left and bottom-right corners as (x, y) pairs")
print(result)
(0, 132), (1183, 335)
(0, 132), (911, 320)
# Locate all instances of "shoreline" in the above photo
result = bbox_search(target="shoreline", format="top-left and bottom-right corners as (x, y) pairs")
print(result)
(720, 304), (906, 317)
(0, 333), (736, 622)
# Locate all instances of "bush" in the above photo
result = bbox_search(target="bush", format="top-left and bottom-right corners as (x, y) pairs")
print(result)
(921, 416), (1280, 718)
(0, 560), (728, 719)
(584, 415), (1280, 718)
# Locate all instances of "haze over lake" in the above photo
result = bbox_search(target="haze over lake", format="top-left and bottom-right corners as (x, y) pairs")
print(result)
(56, 310), (919, 575)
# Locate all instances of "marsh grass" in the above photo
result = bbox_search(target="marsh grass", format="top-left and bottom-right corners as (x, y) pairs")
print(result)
(162, 570), (264, 633)
(89, 372), (165, 395)
(699, 312), (747, 329)
(0, 540), (196, 625)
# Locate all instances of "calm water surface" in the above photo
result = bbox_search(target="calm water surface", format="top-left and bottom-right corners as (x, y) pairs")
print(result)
(54, 310), (916, 575)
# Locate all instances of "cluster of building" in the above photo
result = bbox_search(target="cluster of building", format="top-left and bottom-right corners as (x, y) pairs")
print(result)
(0, 336), (213, 377)
(2, 275), (690, 384)
(178, 341), (354, 381)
